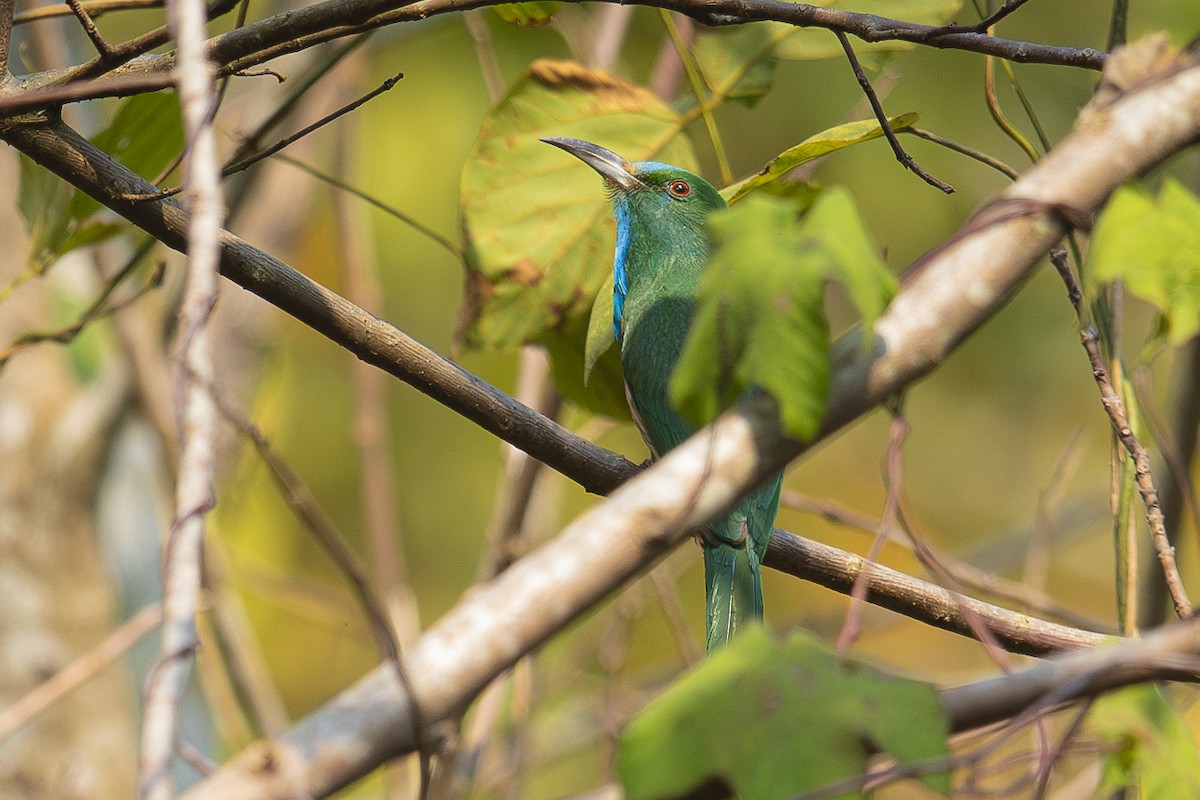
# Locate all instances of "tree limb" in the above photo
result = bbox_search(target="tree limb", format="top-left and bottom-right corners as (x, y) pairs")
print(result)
(6, 0), (1105, 106)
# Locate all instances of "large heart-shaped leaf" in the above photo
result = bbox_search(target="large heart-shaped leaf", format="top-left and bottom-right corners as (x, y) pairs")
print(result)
(460, 59), (697, 352)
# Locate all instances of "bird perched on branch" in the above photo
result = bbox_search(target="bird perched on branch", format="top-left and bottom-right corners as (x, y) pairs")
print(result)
(543, 137), (783, 652)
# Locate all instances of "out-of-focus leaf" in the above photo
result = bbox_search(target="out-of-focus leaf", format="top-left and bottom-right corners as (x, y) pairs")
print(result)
(722, 114), (918, 204)
(618, 626), (950, 800)
(59, 222), (126, 254)
(773, 0), (962, 65)
(670, 189), (892, 440)
(18, 153), (73, 271)
(1092, 685), (1200, 798)
(542, 315), (630, 420)
(491, 1), (561, 25)
(1086, 180), (1200, 345)
(804, 187), (898, 332)
(460, 59), (697, 352)
(71, 92), (184, 221)
(583, 273), (616, 385)
(693, 26), (780, 106)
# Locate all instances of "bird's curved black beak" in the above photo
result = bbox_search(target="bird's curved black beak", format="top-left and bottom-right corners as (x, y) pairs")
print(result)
(541, 137), (640, 191)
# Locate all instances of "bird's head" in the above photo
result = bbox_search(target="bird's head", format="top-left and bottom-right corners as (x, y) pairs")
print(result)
(542, 137), (725, 231)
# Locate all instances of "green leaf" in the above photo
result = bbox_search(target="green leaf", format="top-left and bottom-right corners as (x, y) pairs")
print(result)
(583, 273), (616, 385)
(460, 58), (697, 351)
(722, 114), (919, 205)
(71, 92), (184, 222)
(773, 0), (962, 64)
(693, 26), (780, 107)
(59, 222), (126, 254)
(618, 627), (951, 800)
(804, 186), (898, 332)
(18, 153), (73, 272)
(1086, 180), (1200, 345)
(541, 314), (630, 421)
(491, 1), (561, 25)
(1092, 685), (1200, 798)
(670, 189), (892, 440)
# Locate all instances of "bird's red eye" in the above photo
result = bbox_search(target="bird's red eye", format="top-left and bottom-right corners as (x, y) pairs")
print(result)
(668, 180), (691, 197)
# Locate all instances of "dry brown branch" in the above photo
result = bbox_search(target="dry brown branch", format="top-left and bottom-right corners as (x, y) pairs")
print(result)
(1078, 325), (1192, 619)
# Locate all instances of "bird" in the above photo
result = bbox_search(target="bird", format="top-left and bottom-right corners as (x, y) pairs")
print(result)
(543, 137), (783, 652)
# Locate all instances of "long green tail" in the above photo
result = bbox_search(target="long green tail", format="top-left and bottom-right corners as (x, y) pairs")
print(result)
(703, 542), (763, 652)
(703, 473), (782, 652)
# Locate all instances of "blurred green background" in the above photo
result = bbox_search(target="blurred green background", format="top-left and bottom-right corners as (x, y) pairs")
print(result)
(54, 0), (1200, 795)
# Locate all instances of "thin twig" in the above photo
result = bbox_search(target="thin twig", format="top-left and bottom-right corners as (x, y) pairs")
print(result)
(927, 0), (1035, 36)
(1079, 325), (1193, 619)
(14, 0), (162, 25)
(904, 127), (1020, 180)
(1132, 366), (1200, 561)
(205, 385), (434, 776)
(209, 392), (400, 663)
(0, 604), (162, 740)
(0, 244), (162, 370)
(65, 0), (117, 59)
(836, 408), (907, 657)
(1107, 0), (1128, 51)
(228, 34), (372, 166)
(122, 72), (404, 203)
(276, 155), (462, 258)
(834, 30), (954, 193)
(782, 489), (1111, 632)
(660, 11), (732, 184)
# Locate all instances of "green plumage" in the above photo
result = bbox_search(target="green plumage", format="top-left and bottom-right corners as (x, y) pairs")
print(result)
(544, 137), (783, 652)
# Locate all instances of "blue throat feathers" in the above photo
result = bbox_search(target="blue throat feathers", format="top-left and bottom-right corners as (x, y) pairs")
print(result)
(612, 200), (633, 343)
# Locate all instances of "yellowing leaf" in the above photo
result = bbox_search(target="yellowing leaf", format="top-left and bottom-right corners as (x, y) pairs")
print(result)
(460, 59), (697, 352)
(492, 1), (561, 25)
(723, 114), (919, 205)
